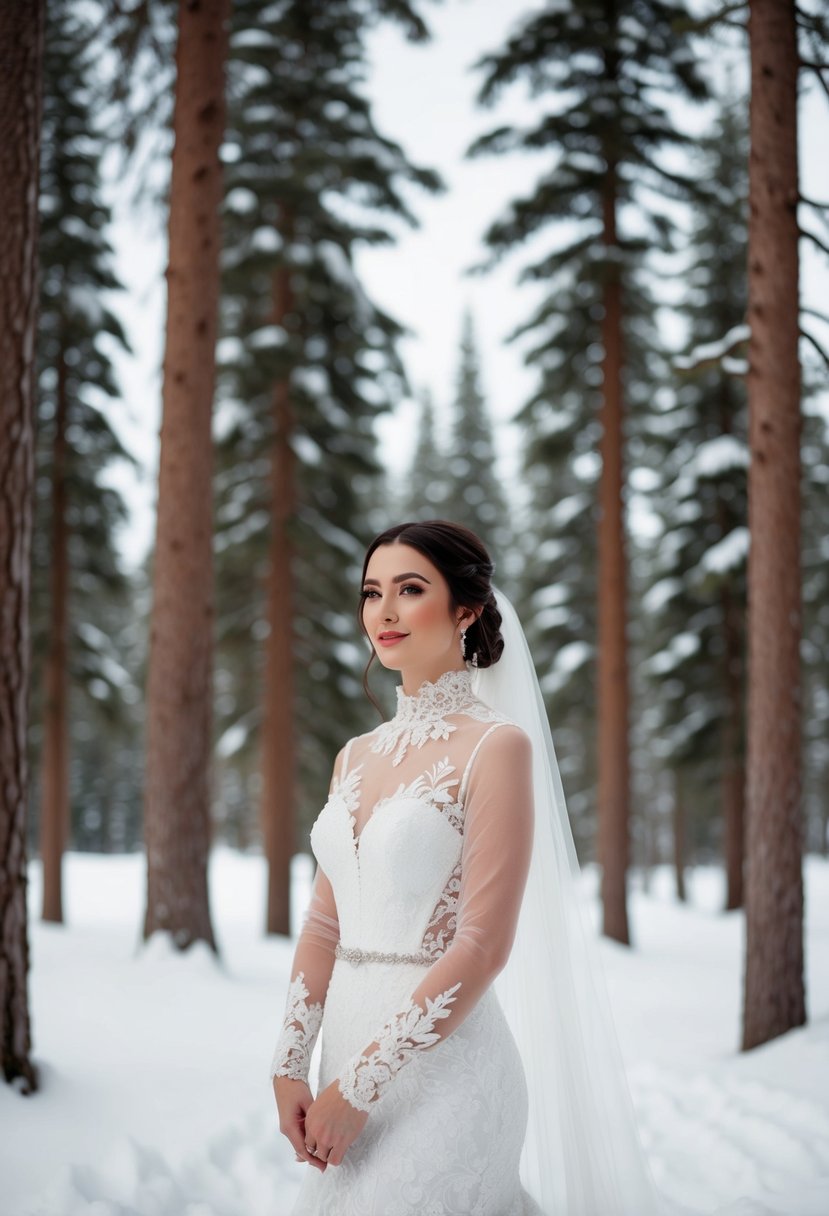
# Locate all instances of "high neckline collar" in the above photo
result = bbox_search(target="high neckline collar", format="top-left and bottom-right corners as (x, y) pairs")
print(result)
(393, 667), (474, 722)
(368, 667), (478, 767)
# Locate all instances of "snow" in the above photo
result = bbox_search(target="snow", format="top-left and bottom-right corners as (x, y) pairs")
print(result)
(675, 325), (751, 372)
(697, 526), (750, 577)
(692, 435), (749, 480)
(3, 850), (828, 1216)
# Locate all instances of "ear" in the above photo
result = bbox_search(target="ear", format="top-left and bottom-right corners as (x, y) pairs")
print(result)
(457, 606), (482, 629)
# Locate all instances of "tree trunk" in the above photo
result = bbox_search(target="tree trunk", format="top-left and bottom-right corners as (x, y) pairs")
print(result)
(596, 157), (631, 946)
(39, 348), (70, 924)
(673, 769), (687, 904)
(262, 244), (297, 937)
(721, 581), (745, 910)
(143, 0), (229, 952)
(742, 0), (805, 1051)
(0, 0), (44, 1094)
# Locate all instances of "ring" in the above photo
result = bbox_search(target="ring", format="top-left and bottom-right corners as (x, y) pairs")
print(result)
(305, 1142), (318, 1156)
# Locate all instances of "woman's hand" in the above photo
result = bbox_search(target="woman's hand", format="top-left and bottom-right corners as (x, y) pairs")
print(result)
(303, 1078), (370, 1167)
(273, 1076), (327, 1172)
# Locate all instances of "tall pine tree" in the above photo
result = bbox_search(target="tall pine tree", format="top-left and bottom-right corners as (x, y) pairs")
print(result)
(442, 310), (511, 572)
(215, 0), (440, 933)
(33, 0), (135, 920)
(470, 0), (707, 942)
(640, 89), (750, 910)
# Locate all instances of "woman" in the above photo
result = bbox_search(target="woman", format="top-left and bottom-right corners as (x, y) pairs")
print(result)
(270, 520), (663, 1215)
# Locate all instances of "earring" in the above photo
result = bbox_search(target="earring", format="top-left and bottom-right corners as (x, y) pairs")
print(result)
(460, 627), (468, 661)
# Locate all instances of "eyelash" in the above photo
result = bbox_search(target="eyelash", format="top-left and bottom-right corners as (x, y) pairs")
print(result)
(360, 584), (423, 599)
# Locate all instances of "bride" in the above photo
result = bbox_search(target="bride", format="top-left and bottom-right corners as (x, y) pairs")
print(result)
(270, 520), (663, 1215)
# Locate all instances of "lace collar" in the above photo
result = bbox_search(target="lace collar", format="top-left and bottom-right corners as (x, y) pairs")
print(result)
(370, 668), (483, 767)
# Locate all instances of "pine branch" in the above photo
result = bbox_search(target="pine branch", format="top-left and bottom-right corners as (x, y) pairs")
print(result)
(802, 305), (829, 326)
(800, 226), (829, 258)
(801, 61), (829, 101)
(801, 327), (829, 371)
(674, 2), (747, 35)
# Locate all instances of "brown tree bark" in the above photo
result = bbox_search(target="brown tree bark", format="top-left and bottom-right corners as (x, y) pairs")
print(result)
(0, 0), (45, 1093)
(742, 0), (806, 1050)
(261, 254), (297, 937)
(143, 0), (230, 952)
(596, 155), (631, 946)
(721, 581), (745, 911)
(39, 349), (69, 924)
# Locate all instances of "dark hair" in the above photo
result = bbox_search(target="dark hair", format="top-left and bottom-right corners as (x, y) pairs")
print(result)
(357, 519), (504, 714)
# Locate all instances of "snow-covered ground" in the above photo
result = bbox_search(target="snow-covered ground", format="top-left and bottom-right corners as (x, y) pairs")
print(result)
(2, 849), (828, 1216)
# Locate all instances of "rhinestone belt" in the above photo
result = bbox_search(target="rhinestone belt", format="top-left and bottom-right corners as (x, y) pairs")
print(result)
(335, 943), (433, 967)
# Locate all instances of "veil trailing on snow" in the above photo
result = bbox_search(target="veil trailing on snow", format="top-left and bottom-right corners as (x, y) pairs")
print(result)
(470, 587), (663, 1216)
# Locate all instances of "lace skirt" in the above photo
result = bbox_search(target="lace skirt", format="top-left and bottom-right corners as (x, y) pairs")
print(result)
(291, 956), (544, 1216)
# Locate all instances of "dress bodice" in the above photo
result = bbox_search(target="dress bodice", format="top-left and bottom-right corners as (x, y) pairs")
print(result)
(309, 669), (511, 956)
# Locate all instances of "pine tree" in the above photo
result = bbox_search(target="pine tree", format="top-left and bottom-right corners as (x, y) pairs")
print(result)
(742, 0), (806, 1050)
(143, 0), (230, 953)
(442, 310), (511, 571)
(32, 0), (135, 921)
(0, 0), (44, 1095)
(640, 89), (750, 910)
(401, 387), (451, 520)
(469, 4), (706, 932)
(215, 0), (440, 934)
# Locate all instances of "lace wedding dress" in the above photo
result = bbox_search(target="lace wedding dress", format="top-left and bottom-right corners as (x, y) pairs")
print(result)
(270, 668), (544, 1215)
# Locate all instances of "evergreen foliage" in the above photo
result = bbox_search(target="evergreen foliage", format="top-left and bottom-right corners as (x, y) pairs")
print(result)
(213, 0), (441, 842)
(469, 0), (706, 857)
(639, 91), (749, 861)
(441, 310), (512, 575)
(400, 387), (450, 521)
(30, 0), (143, 854)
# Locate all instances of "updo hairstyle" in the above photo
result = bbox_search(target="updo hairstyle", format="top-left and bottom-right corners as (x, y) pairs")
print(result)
(358, 520), (504, 713)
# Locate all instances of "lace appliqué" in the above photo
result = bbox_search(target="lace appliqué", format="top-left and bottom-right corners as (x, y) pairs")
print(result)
(422, 858), (462, 959)
(337, 981), (463, 1111)
(269, 971), (323, 1082)
(373, 757), (463, 834)
(370, 669), (502, 767)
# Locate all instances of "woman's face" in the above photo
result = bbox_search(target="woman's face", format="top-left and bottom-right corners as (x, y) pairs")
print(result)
(361, 541), (473, 689)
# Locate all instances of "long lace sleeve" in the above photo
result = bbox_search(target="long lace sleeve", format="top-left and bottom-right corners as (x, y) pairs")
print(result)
(336, 723), (534, 1110)
(269, 753), (343, 1083)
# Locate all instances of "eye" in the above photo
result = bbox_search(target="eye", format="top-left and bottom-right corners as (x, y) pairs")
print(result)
(400, 583), (423, 594)
(360, 589), (379, 599)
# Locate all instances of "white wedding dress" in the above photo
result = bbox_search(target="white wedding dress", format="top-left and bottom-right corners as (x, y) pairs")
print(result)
(270, 668), (545, 1215)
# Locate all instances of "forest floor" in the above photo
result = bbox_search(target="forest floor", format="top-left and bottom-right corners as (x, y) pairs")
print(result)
(1, 848), (827, 1216)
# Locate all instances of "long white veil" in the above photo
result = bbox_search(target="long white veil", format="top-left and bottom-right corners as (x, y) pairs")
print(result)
(470, 587), (664, 1215)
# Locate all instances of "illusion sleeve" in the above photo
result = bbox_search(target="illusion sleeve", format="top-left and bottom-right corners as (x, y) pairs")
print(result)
(336, 722), (534, 1111)
(269, 749), (343, 1084)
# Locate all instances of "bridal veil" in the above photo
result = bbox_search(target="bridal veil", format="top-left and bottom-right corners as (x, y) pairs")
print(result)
(470, 587), (663, 1215)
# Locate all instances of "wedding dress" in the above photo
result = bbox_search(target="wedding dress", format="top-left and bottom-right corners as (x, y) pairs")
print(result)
(271, 667), (545, 1215)
(270, 589), (663, 1215)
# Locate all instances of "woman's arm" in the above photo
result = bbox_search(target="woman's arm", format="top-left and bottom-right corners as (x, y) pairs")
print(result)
(271, 749), (344, 1171)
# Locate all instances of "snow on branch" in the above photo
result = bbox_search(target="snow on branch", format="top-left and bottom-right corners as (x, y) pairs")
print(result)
(675, 324), (750, 373)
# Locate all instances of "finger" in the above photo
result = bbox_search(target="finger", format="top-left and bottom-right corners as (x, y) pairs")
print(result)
(285, 1125), (325, 1172)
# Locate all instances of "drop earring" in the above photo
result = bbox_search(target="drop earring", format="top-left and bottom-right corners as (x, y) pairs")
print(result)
(460, 627), (468, 661)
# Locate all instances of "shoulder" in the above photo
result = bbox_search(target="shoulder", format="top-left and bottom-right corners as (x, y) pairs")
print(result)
(464, 718), (533, 781)
(479, 719), (532, 758)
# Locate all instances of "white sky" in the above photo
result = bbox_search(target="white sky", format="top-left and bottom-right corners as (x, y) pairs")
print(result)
(103, 0), (829, 568)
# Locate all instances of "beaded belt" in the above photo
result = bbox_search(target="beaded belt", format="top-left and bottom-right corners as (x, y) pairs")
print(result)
(335, 943), (433, 967)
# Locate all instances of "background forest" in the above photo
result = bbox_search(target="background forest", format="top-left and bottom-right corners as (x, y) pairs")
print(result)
(1, 0), (829, 1212)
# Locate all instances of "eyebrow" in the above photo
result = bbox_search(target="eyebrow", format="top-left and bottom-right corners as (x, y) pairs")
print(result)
(362, 572), (432, 587)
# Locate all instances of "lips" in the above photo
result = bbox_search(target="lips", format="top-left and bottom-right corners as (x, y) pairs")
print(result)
(377, 631), (408, 647)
